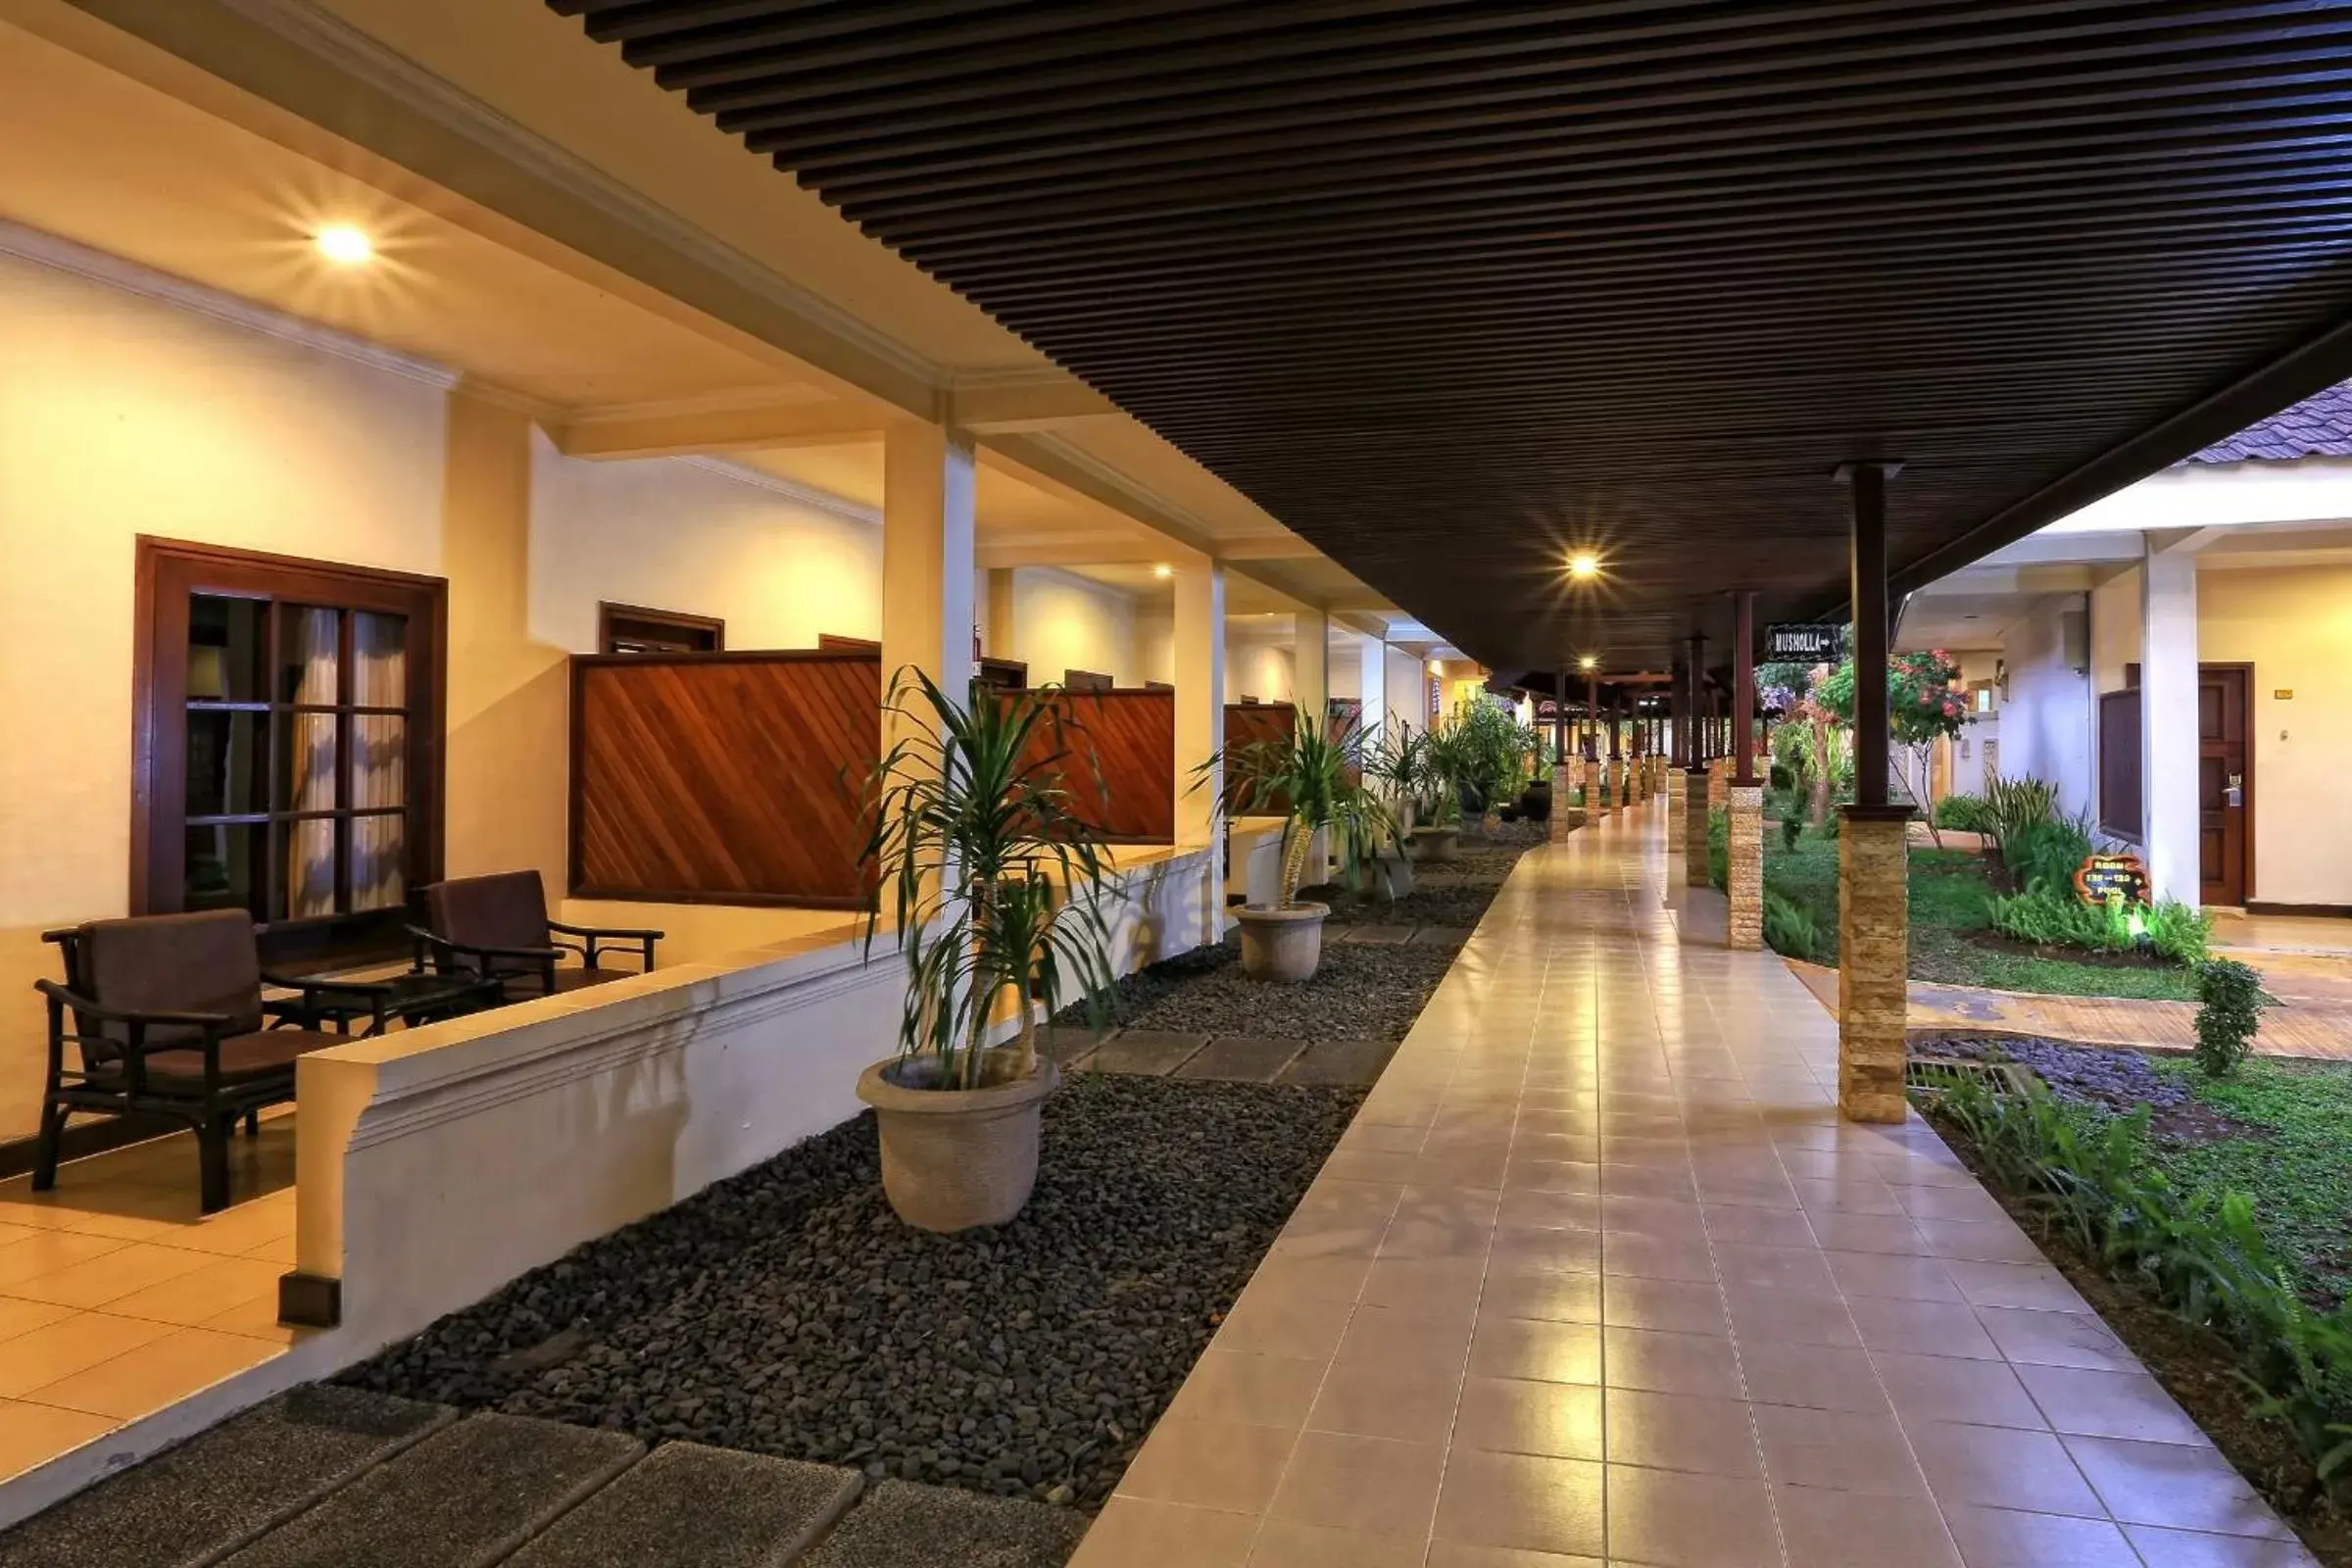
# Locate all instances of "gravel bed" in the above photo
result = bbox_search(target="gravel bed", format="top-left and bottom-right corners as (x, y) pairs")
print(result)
(1317, 821), (1541, 928)
(339, 1074), (1361, 1515)
(1065, 933), (1456, 1042)
(1912, 1032), (2189, 1116)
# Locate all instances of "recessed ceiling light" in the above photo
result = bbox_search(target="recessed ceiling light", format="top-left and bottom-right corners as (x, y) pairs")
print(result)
(314, 223), (374, 266)
(1566, 551), (1601, 581)
(1152, 563), (1173, 578)
(1578, 655), (1598, 671)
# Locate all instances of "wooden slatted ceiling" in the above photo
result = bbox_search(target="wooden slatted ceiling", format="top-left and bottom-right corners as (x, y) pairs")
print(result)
(571, 652), (879, 906)
(551, 1), (2352, 673)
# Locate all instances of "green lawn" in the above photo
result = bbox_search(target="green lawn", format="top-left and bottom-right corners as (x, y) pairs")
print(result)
(2143, 1058), (2352, 1308)
(1763, 822), (2199, 1002)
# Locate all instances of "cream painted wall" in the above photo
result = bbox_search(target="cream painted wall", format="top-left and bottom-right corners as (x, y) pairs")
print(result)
(2197, 564), (2352, 906)
(1997, 598), (2095, 823)
(2090, 566), (2142, 696)
(1386, 646), (1434, 735)
(1225, 635), (1295, 705)
(529, 445), (881, 652)
(1135, 605), (1174, 687)
(1006, 567), (1139, 686)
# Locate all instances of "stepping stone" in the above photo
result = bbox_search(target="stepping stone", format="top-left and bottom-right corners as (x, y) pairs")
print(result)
(803, 1481), (1087, 1568)
(1408, 925), (1474, 949)
(0, 1386), (455, 1568)
(1344, 924), (1416, 946)
(1173, 1035), (1308, 1084)
(221, 1412), (642, 1568)
(507, 1442), (859, 1568)
(1073, 1029), (1206, 1077)
(1035, 1026), (1117, 1068)
(1279, 1038), (1401, 1087)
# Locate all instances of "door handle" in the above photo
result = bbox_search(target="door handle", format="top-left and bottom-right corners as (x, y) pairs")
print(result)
(2226, 772), (2243, 809)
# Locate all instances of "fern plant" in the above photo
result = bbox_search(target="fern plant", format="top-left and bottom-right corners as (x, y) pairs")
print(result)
(1208, 713), (1398, 907)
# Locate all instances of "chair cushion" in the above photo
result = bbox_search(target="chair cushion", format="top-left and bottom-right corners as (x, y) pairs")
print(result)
(426, 871), (551, 953)
(88, 1028), (336, 1087)
(78, 910), (264, 1050)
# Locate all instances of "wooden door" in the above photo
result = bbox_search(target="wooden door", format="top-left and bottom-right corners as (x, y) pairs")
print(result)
(2197, 664), (2251, 906)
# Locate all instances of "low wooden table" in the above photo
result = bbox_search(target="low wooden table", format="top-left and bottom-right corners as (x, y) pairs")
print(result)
(290, 971), (506, 1038)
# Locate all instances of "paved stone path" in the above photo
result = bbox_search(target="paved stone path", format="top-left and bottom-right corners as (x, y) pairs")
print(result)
(1785, 957), (2352, 1062)
(0, 1385), (1084, 1568)
(1074, 800), (2315, 1567)
(1041, 1025), (1402, 1086)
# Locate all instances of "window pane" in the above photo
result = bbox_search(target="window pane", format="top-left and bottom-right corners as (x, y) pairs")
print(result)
(284, 817), (337, 921)
(278, 712), (339, 813)
(185, 823), (266, 913)
(353, 612), (407, 708)
(278, 605), (341, 705)
(350, 813), (407, 912)
(351, 714), (406, 810)
(184, 710), (267, 818)
(188, 596), (268, 703)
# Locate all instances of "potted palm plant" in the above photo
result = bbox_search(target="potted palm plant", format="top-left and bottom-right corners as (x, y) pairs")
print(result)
(1208, 714), (1397, 981)
(1414, 720), (1470, 862)
(856, 670), (1117, 1233)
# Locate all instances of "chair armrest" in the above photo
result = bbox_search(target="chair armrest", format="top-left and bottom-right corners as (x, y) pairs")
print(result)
(548, 919), (665, 942)
(32, 980), (231, 1031)
(408, 929), (563, 965)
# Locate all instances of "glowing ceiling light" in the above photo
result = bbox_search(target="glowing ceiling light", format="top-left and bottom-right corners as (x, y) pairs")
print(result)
(1427, 658), (1445, 674)
(1578, 655), (1598, 671)
(314, 223), (374, 266)
(1152, 563), (1173, 579)
(1566, 551), (1601, 581)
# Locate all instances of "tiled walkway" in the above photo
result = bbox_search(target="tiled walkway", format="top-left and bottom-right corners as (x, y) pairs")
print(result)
(1075, 801), (2314, 1567)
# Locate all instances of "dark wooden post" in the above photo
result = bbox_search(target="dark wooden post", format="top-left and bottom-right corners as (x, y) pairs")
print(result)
(1553, 668), (1568, 766)
(1586, 670), (1600, 760)
(1733, 590), (1758, 787)
(1848, 463), (1891, 807)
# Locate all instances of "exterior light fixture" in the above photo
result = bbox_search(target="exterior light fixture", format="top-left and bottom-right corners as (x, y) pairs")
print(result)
(1566, 551), (1601, 581)
(1427, 658), (1444, 674)
(314, 223), (374, 266)
(1578, 655), (1597, 671)
(1152, 563), (1173, 579)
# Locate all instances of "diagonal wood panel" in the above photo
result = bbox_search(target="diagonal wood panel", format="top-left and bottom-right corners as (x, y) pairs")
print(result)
(1010, 689), (1175, 844)
(570, 652), (879, 906)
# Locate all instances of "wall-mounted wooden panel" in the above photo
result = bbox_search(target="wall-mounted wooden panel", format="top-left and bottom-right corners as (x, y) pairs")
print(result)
(571, 652), (879, 907)
(1223, 702), (1297, 812)
(1014, 689), (1174, 844)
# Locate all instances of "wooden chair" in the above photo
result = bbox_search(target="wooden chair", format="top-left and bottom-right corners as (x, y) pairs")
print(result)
(412, 870), (662, 1003)
(34, 910), (352, 1213)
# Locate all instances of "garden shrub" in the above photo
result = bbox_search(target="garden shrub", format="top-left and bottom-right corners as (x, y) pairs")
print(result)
(1768, 762), (1794, 792)
(1707, 808), (1728, 892)
(2003, 813), (2092, 892)
(2196, 958), (2272, 1078)
(1762, 889), (1816, 960)
(2146, 900), (2214, 966)
(1780, 813), (1803, 852)
(1933, 793), (1995, 834)
(1988, 884), (2213, 969)
(1929, 1073), (2352, 1486)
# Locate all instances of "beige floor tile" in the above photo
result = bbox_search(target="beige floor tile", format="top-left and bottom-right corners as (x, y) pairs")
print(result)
(1844, 1295), (2001, 1359)
(1358, 1256), (1483, 1320)
(197, 1292), (305, 1346)
(1603, 1462), (1780, 1568)
(0, 1232), (132, 1291)
(6, 1242), (219, 1310)
(22, 1325), (280, 1419)
(1738, 1340), (1889, 1415)
(2124, 1523), (2324, 1567)
(2063, 1435), (2290, 1539)
(1451, 1375), (1603, 1461)
(1976, 1306), (2134, 1374)
(1267, 1430), (1445, 1538)
(1165, 1350), (1327, 1431)
(1751, 1403), (1930, 1496)
(1603, 1388), (1761, 1477)
(162, 1201), (298, 1258)
(1432, 1447), (1605, 1559)
(1940, 1501), (2140, 1566)
(2017, 1365), (2206, 1446)
(1067, 1498), (1258, 1568)
(1909, 1421), (2105, 1518)
(0, 1298), (77, 1346)
(1423, 1541), (1603, 1568)
(1219, 1288), (1351, 1362)
(1115, 1417), (1296, 1514)
(0, 1311), (175, 1397)
(1872, 1350), (2050, 1430)
(0, 1397), (120, 1482)
(1773, 1484), (1964, 1567)
(1599, 1325), (1742, 1398)
(1468, 1316), (1602, 1386)
(100, 1255), (284, 1329)
(1304, 1357), (1460, 1445)
(1245, 1518), (1425, 1568)
(1722, 1283), (1859, 1348)
(1335, 1305), (1473, 1378)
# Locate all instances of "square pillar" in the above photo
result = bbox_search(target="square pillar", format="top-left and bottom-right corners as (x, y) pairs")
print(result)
(1707, 755), (1729, 810)
(1838, 807), (1913, 1122)
(1666, 768), (1688, 852)
(1683, 770), (1711, 887)
(2140, 541), (2201, 906)
(1355, 632), (1387, 749)
(1174, 563), (1226, 848)
(1585, 756), (1607, 817)
(882, 422), (977, 751)
(1294, 608), (1330, 730)
(1727, 784), (1764, 950)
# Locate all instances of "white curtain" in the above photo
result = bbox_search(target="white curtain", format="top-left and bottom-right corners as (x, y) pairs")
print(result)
(285, 608), (339, 920)
(349, 612), (408, 911)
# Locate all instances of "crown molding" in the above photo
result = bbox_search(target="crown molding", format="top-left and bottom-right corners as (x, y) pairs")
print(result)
(672, 456), (880, 525)
(213, 0), (947, 399)
(0, 215), (461, 392)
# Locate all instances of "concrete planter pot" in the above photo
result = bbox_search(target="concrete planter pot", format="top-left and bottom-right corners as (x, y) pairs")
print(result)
(1235, 901), (1330, 982)
(857, 1050), (1058, 1233)
(1411, 825), (1461, 863)
(1348, 848), (1413, 905)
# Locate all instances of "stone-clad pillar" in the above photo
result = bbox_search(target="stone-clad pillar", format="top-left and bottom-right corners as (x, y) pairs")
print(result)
(1666, 767), (1689, 852)
(1727, 785), (1764, 950)
(1586, 755), (1607, 818)
(1838, 806), (1913, 1121)
(1707, 755), (1729, 810)
(1683, 768), (1711, 887)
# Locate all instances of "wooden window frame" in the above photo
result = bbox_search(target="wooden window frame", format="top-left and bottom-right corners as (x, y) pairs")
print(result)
(597, 601), (725, 656)
(131, 537), (448, 939)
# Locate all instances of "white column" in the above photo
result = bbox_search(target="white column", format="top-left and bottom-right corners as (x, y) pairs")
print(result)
(1356, 632), (1388, 744)
(1293, 608), (1330, 732)
(1174, 562), (1227, 848)
(2140, 538), (2200, 906)
(881, 422), (977, 748)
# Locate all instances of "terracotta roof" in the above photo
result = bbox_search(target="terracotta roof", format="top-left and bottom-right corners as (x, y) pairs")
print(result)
(2189, 379), (2352, 464)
